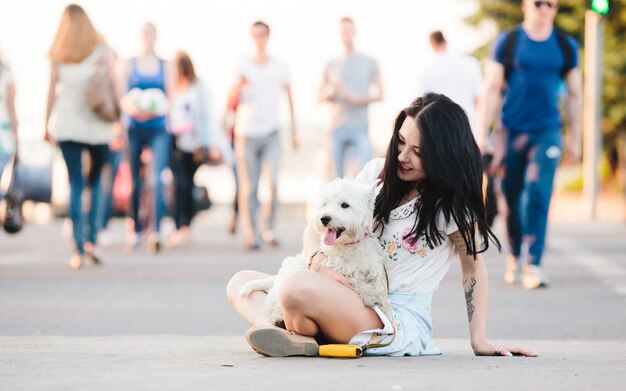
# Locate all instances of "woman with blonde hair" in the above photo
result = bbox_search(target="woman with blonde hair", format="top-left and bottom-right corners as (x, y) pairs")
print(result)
(45, 4), (118, 269)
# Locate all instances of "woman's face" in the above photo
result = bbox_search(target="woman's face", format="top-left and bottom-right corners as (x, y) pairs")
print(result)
(396, 115), (425, 184)
(141, 24), (157, 50)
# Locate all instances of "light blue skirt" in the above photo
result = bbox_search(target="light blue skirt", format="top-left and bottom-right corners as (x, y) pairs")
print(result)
(348, 291), (441, 357)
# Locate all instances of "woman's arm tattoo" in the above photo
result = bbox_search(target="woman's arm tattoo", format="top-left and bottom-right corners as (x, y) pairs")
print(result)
(451, 232), (470, 256)
(464, 277), (477, 322)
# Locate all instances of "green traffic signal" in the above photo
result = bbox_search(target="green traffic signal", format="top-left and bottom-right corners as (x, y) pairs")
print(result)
(590, 0), (610, 14)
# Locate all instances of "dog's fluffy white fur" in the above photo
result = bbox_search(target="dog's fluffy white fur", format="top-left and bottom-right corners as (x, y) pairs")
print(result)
(239, 178), (392, 326)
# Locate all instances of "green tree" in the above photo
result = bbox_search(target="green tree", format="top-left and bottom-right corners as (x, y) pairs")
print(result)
(467, 0), (626, 174)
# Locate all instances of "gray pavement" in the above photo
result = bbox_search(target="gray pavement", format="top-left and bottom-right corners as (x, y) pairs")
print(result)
(1, 198), (626, 390)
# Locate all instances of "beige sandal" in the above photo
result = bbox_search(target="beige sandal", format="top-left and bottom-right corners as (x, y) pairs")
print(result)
(245, 326), (319, 357)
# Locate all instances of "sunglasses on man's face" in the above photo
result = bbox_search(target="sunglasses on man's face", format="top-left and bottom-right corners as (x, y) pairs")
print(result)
(534, 1), (559, 9)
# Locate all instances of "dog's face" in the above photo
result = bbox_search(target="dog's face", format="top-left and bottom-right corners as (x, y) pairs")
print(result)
(314, 179), (376, 246)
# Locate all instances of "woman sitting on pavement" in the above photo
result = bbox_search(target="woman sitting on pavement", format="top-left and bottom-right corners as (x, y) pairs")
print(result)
(227, 93), (538, 357)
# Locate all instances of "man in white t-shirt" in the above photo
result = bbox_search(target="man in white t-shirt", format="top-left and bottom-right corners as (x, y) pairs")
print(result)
(231, 21), (297, 251)
(419, 31), (498, 228)
(419, 31), (482, 138)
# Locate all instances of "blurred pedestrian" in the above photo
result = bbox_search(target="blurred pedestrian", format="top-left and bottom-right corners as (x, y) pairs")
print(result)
(419, 30), (482, 138)
(319, 17), (383, 179)
(231, 20), (298, 251)
(119, 22), (172, 254)
(0, 54), (18, 195)
(223, 84), (240, 236)
(478, 0), (582, 289)
(96, 122), (125, 246)
(167, 51), (221, 247)
(45, 4), (118, 269)
(419, 30), (497, 227)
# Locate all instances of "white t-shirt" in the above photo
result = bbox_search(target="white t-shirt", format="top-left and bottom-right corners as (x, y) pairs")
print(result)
(234, 57), (290, 138)
(356, 158), (458, 293)
(419, 52), (482, 138)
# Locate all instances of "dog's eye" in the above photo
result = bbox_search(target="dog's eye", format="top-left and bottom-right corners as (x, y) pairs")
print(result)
(341, 203), (350, 209)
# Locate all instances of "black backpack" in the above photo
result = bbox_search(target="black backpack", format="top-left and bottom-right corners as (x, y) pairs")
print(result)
(502, 26), (575, 81)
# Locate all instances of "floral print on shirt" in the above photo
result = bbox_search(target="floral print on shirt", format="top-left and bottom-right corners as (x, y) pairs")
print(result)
(380, 226), (428, 262)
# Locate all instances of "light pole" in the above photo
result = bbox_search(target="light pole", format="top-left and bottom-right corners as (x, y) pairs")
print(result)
(582, 9), (604, 220)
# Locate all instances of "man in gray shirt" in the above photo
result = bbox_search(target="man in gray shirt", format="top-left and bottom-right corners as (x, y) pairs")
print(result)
(319, 17), (383, 179)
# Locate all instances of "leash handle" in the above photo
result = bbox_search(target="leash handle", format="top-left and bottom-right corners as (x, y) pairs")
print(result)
(318, 344), (364, 358)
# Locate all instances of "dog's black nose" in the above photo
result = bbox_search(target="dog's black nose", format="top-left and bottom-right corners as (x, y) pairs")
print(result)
(320, 216), (331, 226)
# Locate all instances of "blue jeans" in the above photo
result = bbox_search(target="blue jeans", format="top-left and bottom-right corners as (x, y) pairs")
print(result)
(58, 141), (108, 255)
(127, 127), (171, 234)
(501, 129), (562, 266)
(97, 148), (123, 231)
(332, 125), (372, 178)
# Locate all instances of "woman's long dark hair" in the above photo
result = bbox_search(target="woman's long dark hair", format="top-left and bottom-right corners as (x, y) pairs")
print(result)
(373, 93), (500, 257)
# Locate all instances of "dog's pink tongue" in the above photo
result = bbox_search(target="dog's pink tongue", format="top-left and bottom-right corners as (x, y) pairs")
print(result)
(323, 229), (338, 245)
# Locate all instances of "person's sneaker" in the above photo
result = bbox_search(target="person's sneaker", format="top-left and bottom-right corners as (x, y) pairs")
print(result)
(504, 255), (521, 284)
(167, 227), (191, 248)
(521, 265), (550, 289)
(242, 239), (261, 252)
(84, 243), (103, 265)
(262, 231), (280, 247)
(147, 234), (161, 254)
(245, 326), (319, 357)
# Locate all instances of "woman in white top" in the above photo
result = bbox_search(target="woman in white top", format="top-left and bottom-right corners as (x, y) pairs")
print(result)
(0, 57), (18, 194)
(167, 51), (221, 246)
(228, 93), (537, 358)
(44, 4), (117, 269)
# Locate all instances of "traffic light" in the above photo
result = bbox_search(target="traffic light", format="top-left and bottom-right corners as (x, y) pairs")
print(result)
(590, 0), (610, 15)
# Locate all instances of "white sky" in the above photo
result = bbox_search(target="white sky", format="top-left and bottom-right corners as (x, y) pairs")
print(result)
(0, 0), (493, 146)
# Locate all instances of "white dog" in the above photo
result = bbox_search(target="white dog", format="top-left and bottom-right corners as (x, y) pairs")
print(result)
(239, 178), (392, 326)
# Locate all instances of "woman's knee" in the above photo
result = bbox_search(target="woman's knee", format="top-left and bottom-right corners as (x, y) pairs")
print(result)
(226, 271), (252, 304)
(278, 270), (316, 310)
(226, 270), (268, 304)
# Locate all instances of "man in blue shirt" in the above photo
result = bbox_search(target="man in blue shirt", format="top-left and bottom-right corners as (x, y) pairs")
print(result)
(479, 0), (582, 289)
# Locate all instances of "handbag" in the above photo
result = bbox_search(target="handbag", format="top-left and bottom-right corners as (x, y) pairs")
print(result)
(15, 161), (52, 203)
(86, 45), (120, 122)
(3, 154), (24, 234)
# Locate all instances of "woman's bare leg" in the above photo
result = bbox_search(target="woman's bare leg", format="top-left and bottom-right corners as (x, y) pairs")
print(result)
(279, 270), (384, 343)
(226, 270), (273, 326)
(228, 270), (321, 357)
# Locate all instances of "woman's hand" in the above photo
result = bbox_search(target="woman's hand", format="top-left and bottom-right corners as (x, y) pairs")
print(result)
(472, 340), (538, 357)
(129, 107), (157, 122)
(308, 252), (350, 288)
(43, 130), (55, 146)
